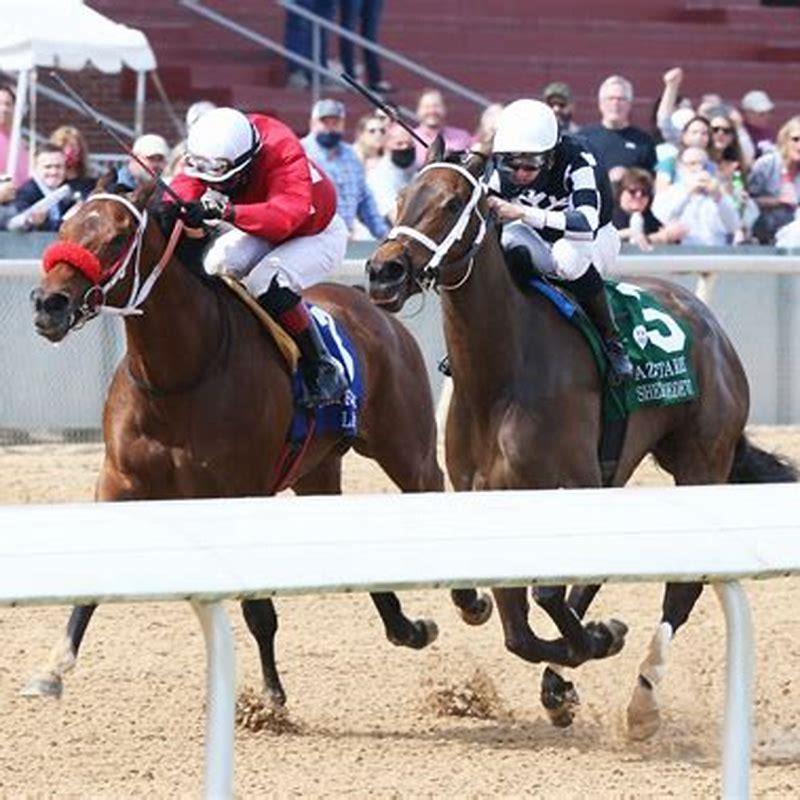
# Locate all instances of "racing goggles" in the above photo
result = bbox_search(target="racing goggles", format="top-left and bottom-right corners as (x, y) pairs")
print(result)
(496, 152), (551, 173)
(184, 153), (236, 179)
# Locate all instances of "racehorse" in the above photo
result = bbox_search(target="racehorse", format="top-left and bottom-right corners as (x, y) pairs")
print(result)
(366, 136), (797, 738)
(26, 175), (458, 706)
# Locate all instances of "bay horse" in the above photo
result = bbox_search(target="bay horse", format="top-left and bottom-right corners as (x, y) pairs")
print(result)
(25, 177), (464, 706)
(366, 137), (796, 738)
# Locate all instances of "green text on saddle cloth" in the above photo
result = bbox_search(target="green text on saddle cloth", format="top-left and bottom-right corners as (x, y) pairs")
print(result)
(580, 281), (699, 423)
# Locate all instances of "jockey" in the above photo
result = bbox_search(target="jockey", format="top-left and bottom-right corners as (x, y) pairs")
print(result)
(486, 99), (634, 382)
(169, 106), (349, 407)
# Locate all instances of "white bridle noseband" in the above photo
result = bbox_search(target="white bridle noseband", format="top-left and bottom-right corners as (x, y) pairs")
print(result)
(81, 193), (169, 318)
(386, 162), (488, 290)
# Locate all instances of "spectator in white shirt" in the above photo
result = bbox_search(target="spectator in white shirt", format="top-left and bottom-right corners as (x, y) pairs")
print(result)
(652, 146), (739, 246)
(367, 123), (418, 225)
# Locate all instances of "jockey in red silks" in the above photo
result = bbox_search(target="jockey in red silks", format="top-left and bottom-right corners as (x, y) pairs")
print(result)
(170, 106), (349, 407)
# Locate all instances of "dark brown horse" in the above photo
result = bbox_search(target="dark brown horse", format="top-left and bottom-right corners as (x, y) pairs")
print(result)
(367, 138), (796, 738)
(25, 179), (457, 705)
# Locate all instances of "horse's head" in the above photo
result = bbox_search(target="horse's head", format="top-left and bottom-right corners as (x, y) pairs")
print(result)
(31, 176), (160, 342)
(367, 135), (490, 312)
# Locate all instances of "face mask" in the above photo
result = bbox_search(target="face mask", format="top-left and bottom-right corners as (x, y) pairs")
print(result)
(316, 131), (342, 149)
(63, 145), (81, 170)
(390, 147), (416, 169)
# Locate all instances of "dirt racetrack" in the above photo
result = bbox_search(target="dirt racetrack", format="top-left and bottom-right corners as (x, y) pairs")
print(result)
(0, 428), (798, 797)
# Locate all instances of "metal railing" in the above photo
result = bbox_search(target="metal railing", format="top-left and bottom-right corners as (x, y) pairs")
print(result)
(178, 0), (491, 111)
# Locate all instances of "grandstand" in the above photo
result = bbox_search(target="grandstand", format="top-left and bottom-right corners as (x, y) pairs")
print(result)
(36, 0), (800, 146)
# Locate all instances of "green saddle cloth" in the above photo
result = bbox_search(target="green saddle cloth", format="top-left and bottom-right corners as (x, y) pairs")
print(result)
(575, 280), (699, 423)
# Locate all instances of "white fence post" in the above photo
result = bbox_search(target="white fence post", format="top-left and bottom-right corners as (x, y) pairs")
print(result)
(192, 601), (236, 800)
(714, 581), (754, 799)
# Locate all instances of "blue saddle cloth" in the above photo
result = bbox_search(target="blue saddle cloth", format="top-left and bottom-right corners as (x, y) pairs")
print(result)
(288, 304), (363, 443)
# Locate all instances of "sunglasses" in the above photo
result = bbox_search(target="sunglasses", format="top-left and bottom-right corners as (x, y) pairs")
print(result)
(711, 126), (733, 134)
(367, 127), (386, 134)
(622, 187), (649, 198)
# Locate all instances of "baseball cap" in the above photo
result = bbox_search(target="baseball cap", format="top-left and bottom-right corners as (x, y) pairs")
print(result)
(741, 90), (774, 114)
(542, 81), (572, 102)
(311, 98), (346, 120)
(133, 133), (170, 158)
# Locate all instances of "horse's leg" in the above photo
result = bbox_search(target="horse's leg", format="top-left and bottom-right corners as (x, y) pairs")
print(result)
(21, 605), (97, 698)
(295, 453), (439, 651)
(626, 429), (733, 739)
(493, 588), (608, 669)
(627, 583), (703, 740)
(235, 454), (347, 706)
(241, 599), (286, 707)
(22, 466), (135, 699)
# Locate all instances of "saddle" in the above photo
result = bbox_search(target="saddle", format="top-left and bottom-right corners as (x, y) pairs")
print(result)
(219, 275), (299, 372)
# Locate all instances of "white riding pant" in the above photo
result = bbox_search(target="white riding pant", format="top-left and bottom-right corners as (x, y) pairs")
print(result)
(501, 220), (621, 281)
(202, 213), (348, 295)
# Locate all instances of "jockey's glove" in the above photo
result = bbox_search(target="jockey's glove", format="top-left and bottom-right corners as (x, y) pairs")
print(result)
(199, 193), (235, 222)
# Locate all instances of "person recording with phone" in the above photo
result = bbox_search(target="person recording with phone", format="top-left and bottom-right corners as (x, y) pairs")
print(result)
(652, 146), (739, 246)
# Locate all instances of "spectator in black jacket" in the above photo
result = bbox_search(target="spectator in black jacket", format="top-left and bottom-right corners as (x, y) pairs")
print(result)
(13, 143), (78, 231)
(581, 75), (657, 184)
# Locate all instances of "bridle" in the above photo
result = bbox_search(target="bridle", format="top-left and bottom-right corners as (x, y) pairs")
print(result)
(42, 193), (184, 331)
(386, 162), (489, 291)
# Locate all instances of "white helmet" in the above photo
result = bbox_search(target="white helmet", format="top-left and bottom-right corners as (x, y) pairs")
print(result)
(184, 107), (260, 183)
(493, 99), (559, 155)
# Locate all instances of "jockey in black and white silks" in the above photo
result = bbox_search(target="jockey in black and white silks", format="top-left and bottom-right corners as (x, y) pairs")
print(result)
(486, 99), (634, 382)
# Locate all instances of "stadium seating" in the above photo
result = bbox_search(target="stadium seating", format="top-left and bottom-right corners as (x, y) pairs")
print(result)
(39, 0), (800, 144)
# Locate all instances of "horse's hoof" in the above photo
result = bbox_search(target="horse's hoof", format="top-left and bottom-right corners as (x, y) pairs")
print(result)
(266, 687), (287, 708)
(388, 618), (438, 649)
(459, 593), (493, 626)
(418, 618), (439, 647)
(20, 673), (63, 699)
(540, 667), (579, 728)
(586, 618), (629, 659)
(605, 618), (629, 657)
(627, 684), (661, 740)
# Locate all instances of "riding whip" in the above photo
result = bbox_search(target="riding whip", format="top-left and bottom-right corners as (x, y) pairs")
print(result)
(48, 71), (188, 209)
(339, 72), (428, 148)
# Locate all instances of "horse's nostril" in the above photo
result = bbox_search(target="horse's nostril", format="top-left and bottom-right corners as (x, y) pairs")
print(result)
(41, 293), (70, 315)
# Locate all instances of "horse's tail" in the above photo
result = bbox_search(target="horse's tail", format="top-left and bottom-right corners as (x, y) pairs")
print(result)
(728, 434), (799, 484)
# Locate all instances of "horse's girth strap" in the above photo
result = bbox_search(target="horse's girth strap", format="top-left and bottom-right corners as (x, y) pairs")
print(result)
(220, 276), (300, 371)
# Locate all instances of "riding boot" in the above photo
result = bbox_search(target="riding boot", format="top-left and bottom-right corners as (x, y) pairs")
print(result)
(256, 279), (348, 407)
(569, 266), (634, 385)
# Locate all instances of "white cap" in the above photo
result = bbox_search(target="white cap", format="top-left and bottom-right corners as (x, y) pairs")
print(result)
(133, 133), (169, 158)
(741, 90), (774, 114)
(186, 100), (217, 130)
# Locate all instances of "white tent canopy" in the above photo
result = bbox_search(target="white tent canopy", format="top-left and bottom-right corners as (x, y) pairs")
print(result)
(1, 0), (157, 175)
(0, 0), (155, 73)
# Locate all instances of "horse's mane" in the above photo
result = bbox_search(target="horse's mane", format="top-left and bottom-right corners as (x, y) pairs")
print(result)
(148, 200), (216, 286)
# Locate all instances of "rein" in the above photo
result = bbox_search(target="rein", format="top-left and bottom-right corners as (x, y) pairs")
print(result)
(386, 162), (489, 291)
(42, 194), (185, 329)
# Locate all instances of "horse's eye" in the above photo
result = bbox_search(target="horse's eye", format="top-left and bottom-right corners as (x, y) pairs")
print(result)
(446, 197), (463, 214)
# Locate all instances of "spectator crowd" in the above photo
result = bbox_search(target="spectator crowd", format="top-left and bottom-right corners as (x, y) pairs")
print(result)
(3, 65), (800, 249)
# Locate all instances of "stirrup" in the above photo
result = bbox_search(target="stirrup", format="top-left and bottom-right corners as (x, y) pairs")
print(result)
(299, 357), (348, 408)
(437, 354), (452, 377)
(604, 339), (634, 385)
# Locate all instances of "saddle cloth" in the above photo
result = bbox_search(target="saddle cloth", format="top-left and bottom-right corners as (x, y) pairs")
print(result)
(288, 305), (363, 443)
(527, 276), (699, 423)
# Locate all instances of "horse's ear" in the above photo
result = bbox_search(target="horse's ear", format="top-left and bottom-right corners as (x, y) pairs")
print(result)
(424, 133), (445, 165)
(93, 167), (118, 193)
(131, 179), (159, 210)
(463, 147), (489, 178)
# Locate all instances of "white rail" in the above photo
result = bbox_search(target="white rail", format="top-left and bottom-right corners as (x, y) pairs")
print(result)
(3, 484), (800, 797)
